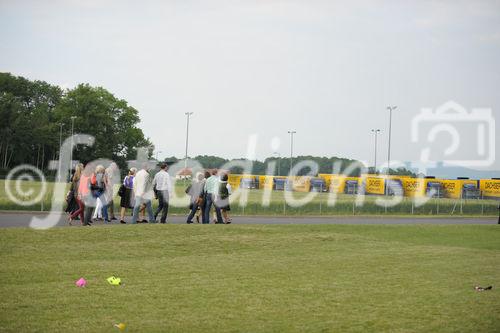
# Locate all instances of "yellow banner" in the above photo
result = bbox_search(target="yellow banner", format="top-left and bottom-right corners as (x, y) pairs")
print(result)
(480, 179), (500, 198)
(364, 177), (385, 195)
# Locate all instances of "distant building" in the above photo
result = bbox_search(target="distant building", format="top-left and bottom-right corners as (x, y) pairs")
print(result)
(176, 168), (192, 180)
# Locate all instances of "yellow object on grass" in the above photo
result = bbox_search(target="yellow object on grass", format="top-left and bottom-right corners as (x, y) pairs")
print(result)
(107, 276), (121, 286)
(114, 323), (126, 331)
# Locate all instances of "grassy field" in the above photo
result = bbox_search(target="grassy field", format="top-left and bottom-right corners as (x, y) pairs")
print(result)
(1, 179), (499, 216)
(0, 224), (499, 332)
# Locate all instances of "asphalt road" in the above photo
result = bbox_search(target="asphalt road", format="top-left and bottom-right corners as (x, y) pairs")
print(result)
(0, 212), (497, 228)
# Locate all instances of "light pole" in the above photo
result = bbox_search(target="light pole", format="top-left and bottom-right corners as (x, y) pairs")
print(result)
(184, 112), (193, 170)
(287, 130), (296, 174)
(273, 152), (281, 176)
(155, 150), (163, 161)
(58, 123), (65, 181)
(371, 129), (380, 173)
(386, 106), (397, 175)
(70, 116), (77, 170)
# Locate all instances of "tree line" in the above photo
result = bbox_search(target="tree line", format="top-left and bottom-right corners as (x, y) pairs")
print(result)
(165, 155), (415, 177)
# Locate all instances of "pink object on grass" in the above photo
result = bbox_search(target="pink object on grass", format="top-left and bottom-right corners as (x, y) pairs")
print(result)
(75, 278), (87, 287)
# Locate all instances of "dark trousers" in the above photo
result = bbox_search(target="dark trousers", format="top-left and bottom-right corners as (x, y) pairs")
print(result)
(155, 190), (169, 223)
(203, 193), (223, 224)
(187, 201), (199, 223)
(84, 205), (94, 225)
(108, 199), (115, 218)
(82, 194), (95, 225)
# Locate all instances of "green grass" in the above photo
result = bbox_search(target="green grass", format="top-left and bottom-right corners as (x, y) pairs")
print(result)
(1, 179), (499, 216)
(0, 224), (499, 332)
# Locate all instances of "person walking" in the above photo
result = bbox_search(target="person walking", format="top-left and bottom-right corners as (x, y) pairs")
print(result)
(91, 165), (109, 223)
(67, 163), (84, 225)
(186, 172), (205, 224)
(217, 173), (232, 224)
(105, 162), (119, 221)
(131, 163), (155, 224)
(203, 169), (223, 224)
(153, 163), (172, 223)
(65, 168), (79, 218)
(119, 168), (136, 224)
(197, 171), (211, 222)
(211, 172), (223, 223)
(81, 164), (94, 226)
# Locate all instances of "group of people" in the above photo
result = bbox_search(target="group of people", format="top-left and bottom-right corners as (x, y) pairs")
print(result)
(66, 162), (117, 226)
(185, 169), (232, 224)
(66, 162), (232, 226)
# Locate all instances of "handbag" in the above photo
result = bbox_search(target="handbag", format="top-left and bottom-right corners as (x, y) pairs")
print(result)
(66, 190), (74, 203)
(118, 184), (126, 197)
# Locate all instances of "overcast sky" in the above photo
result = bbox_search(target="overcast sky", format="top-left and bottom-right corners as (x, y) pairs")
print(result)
(1, 0), (499, 171)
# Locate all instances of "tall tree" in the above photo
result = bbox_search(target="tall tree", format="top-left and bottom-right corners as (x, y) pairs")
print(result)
(0, 73), (151, 172)
(53, 83), (152, 167)
(0, 73), (62, 169)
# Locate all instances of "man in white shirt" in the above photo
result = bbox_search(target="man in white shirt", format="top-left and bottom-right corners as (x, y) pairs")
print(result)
(153, 163), (172, 223)
(203, 169), (223, 224)
(131, 163), (155, 224)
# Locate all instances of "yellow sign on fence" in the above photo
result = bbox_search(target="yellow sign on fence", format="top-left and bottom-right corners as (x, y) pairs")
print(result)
(439, 179), (478, 199)
(227, 174), (242, 190)
(363, 177), (385, 195)
(480, 179), (500, 198)
(290, 176), (311, 192)
(258, 176), (275, 190)
(318, 174), (360, 193)
(402, 178), (425, 197)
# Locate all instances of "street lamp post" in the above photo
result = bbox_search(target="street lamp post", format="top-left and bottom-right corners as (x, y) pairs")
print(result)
(155, 151), (163, 161)
(70, 116), (77, 171)
(184, 112), (193, 170)
(287, 131), (296, 174)
(273, 152), (281, 176)
(386, 106), (397, 175)
(371, 129), (380, 173)
(386, 106), (397, 196)
(58, 123), (65, 182)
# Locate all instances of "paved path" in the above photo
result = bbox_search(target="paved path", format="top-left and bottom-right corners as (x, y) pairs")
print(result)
(0, 212), (497, 228)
